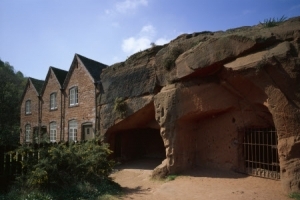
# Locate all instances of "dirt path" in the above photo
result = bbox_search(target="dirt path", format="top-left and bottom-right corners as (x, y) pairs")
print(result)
(110, 159), (289, 200)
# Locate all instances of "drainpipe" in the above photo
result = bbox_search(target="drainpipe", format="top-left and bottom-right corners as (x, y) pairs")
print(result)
(38, 95), (42, 146)
(94, 82), (98, 137)
(60, 88), (65, 142)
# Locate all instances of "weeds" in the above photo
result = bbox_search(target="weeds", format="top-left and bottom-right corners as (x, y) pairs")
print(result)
(163, 46), (183, 71)
(113, 97), (127, 118)
(165, 174), (178, 181)
(289, 192), (300, 200)
(260, 15), (287, 27)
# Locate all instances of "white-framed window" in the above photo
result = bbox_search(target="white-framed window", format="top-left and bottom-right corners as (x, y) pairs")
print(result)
(50, 93), (57, 110)
(69, 120), (78, 142)
(69, 87), (78, 106)
(25, 124), (31, 142)
(25, 100), (31, 114)
(50, 122), (57, 142)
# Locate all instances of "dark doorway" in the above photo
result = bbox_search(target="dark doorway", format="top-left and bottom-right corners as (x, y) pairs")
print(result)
(242, 127), (280, 180)
(33, 126), (47, 144)
(113, 128), (165, 161)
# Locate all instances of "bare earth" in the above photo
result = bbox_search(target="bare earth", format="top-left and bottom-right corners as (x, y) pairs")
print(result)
(110, 159), (289, 200)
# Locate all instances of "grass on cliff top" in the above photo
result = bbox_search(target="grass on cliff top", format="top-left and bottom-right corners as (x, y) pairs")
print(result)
(260, 15), (287, 27)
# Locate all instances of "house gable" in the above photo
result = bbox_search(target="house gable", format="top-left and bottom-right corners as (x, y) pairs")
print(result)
(20, 77), (44, 143)
(63, 54), (107, 141)
(40, 67), (67, 142)
(40, 66), (68, 96)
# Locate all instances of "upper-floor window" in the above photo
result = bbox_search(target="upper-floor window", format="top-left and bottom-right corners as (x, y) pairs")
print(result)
(25, 100), (31, 114)
(69, 87), (78, 106)
(50, 93), (57, 110)
(50, 122), (57, 142)
(69, 120), (78, 142)
(25, 124), (31, 142)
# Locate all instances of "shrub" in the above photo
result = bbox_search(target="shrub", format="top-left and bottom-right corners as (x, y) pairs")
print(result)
(260, 15), (287, 27)
(14, 139), (115, 187)
(163, 46), (183, 71)
(2, 139), (121, 199)
(113, 97), (127, 118)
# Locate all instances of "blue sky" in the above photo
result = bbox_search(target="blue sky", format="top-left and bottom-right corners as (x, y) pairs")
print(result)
(0, 0), (299, 80)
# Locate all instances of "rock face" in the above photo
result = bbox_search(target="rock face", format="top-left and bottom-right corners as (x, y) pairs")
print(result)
(98, 17), (300, 193)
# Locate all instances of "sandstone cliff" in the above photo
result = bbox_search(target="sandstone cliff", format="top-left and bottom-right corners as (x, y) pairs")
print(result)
(98, 16), (300, 193)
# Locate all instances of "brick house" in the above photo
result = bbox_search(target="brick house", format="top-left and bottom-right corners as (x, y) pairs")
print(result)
(62, 54), (107, 142)
(20, 54), (107, 144)
(20, 77), (44, 144)
(40, 67), (68, 143)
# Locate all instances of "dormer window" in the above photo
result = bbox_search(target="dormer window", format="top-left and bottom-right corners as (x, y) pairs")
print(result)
(69, 87), (78, 106)
(50, 93), (57, 110)
(25, 100), (31, 114)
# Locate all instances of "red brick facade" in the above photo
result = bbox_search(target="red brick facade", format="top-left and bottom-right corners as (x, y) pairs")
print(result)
(20, 79), (43, 144)
(41, 68), (65, 142)
(63, 57), (99, 142)
(20, 54), (106, 144)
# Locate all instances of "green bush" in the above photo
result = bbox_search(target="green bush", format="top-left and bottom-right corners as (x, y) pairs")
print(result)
(2, 139), (121, 199)
(23, 140), (114, 188)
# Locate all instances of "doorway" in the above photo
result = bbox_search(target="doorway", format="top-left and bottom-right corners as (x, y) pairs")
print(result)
(82, 123), (93, 141)
(242, 127), (280, 180)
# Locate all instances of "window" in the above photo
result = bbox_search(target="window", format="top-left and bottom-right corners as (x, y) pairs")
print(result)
(69, 87), (78, 106)
(50, 93), (57, 110)
(25, 124), (31, 142)
(69, 120), (78, 142)
(50, 122), (57, 142)
(25, 100), (31, 114)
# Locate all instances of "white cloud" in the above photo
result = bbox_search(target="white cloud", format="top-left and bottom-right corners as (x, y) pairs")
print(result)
(116, 0), (148, 13)
(155, 38), (169, 45)
(141, 25), (155, 35)
(122, 37), (150, 53)
(122, 25), (170, 54)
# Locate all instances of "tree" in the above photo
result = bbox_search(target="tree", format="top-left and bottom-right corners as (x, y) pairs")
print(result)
(0, 59), (26, 147)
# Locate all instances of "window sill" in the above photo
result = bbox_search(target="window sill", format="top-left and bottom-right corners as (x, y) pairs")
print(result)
(50, 108), (58, 111)
(69, 104), (79, 108)
(25, 113), (32, 116)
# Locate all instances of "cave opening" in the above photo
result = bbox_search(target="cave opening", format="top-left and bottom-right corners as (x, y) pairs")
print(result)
(112, 128), (165, 163)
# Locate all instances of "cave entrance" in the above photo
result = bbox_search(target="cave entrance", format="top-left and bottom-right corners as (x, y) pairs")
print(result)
(113, 128), (165, 162)
(241, 127), (280, 180)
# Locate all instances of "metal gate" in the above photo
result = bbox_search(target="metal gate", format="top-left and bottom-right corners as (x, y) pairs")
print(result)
(242, 127), (280, 180)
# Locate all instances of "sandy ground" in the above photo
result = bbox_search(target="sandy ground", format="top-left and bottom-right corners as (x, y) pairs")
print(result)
(110, 158), (289, 200)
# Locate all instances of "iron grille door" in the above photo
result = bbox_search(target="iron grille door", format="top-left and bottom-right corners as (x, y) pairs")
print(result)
(243, 127), (280, 180)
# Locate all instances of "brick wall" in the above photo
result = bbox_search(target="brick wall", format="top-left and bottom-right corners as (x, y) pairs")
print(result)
(41, 69), (64, 142)
(20, 81), (40, 143)
(64, 58), (98, 141)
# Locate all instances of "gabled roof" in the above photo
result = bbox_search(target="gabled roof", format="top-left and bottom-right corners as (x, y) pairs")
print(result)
(51, 67), (68, 87)
(40, 66), (68, 96)
(29, 77), (44, 95)
(63, 53), (107, 88)
(76, 54), (107, 82)
(20, 77), (44, 104)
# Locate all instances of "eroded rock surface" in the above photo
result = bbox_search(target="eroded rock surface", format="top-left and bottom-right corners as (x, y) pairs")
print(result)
(99, 16), (300, 193)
